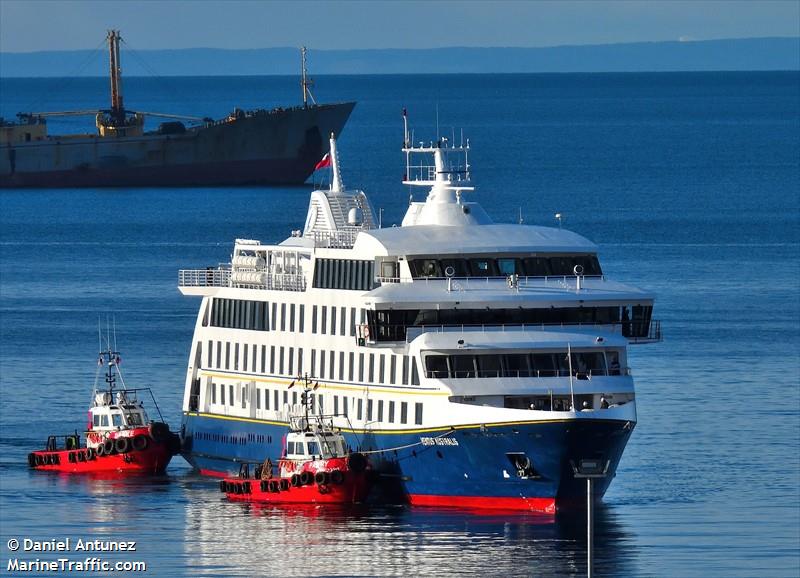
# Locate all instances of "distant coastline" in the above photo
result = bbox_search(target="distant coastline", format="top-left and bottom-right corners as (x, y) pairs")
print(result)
(1, 37), (798, 77)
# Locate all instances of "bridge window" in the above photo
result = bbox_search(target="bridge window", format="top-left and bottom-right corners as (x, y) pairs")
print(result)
(408, 254), (602, 279)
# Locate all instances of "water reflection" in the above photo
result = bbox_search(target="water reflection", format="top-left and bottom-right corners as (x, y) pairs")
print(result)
(181, 474), (638, 577)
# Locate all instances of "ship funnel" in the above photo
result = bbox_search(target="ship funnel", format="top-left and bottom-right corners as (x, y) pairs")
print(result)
(330, 133), (343, 192)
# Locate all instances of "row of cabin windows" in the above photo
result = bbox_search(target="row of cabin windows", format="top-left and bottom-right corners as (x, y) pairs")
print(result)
(210, 298), (270, 330)
(208, 380), (423, 425)
(205, 339), (420, 386)
(368, 306), (653, 342)
(208, 298), (365, 338)
(424, 350), (623, 379)
(194, 431), (269, 445)
(313, 259), (376, 291)
(408, 254), (602, 279)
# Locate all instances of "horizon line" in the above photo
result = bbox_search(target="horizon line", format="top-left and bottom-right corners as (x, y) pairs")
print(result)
(2, 35), (798, 55)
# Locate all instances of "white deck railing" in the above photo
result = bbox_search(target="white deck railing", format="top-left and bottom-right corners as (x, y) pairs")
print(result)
(178, 267), (307, 292)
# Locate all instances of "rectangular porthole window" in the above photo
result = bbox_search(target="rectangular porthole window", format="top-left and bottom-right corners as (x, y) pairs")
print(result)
(328, 350), (335, 380)
(270, 346), (275, 373)
(212, 382), (217, 404)
(343, 397), (349, 417)
(357, 398), (363, 421)
(274, 390), (279, 410)
(378, 399), (384, 422)
(288, 347), (294, 375)
(280, 303), (286, 332)
(225, 342), (231, 370)
(234, 343), (240, 371)
(207, 340), (212, 368)
(271, 303), (277, 330)
(312, 305), (318, 334)
(390, 356), (396, 384)
(402, 356), (409, 384)
(321, 306), (328, 335)
(320, 350), (326, 379)
(242, 386), (246, 409)
(400, 402), (408, 424)
(340, 307), (346, 335)
(299, 304), (305, 333)
(388, 401), (395, 423)
(367, 399), (373, 422)
(334, 395), (339, 415)
(348, 352), (355, 381)
(368, 354), (375, 382)
(358, 353), (365, 382)
(243, 344), (249, 372)
(379, 355), (386, 383)
(350, 307), (356, 336)
(220, 383), (225, 405)
(279, 347), (285, 374)
(331, 307), (337, 336)
(229, 385), (234, 406)
(339, 351), (345, 381)
(290, 303), (296, 332)
(415, 402), (423, 425)
(311, 349), (317, 377)
(216, 340), (221, 368)
(298, 348), (304, 374)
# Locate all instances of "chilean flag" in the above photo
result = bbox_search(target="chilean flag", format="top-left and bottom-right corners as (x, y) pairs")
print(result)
(314, 153), (331, 171)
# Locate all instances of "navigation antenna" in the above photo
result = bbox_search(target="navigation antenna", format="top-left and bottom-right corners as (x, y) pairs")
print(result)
(300, 47), (316, 107)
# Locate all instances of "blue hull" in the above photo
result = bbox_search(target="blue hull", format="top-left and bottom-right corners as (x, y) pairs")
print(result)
(180, 412), (634, 511)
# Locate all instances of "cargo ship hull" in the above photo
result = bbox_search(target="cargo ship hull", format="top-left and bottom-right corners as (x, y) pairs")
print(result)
(0, 103), (355, 188)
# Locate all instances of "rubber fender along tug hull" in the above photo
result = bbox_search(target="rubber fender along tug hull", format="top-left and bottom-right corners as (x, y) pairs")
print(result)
(28, 344), (180, 475)
(0, 33), (354, 188)
(221, 382), (372, 505)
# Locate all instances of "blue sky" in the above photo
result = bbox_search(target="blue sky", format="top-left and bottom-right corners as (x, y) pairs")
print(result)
(1, 0), (798, 52)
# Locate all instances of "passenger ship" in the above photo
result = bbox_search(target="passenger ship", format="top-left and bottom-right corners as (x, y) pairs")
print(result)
(178, 122), (660, 513)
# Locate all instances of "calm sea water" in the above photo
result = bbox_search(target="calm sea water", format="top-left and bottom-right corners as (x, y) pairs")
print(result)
(1, 72), (798, 577)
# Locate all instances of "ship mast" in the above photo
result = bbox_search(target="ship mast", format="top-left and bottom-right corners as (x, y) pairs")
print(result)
(107, 30), (124, 125)
(300, 46), (316, 107)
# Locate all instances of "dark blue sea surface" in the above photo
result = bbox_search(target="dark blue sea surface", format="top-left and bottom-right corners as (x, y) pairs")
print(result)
(1, 72), (799, 576)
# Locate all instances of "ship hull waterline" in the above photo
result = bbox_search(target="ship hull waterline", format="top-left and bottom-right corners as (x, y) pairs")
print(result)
(1, 103), (355, 188)
(181, 412), (634, 514)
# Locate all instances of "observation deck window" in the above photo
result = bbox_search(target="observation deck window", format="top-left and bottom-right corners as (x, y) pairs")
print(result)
(425, 349), (624, 379)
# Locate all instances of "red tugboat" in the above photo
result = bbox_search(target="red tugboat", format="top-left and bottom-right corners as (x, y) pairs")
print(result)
(28, 344), (180, 474)
(220, 380), (371, 504)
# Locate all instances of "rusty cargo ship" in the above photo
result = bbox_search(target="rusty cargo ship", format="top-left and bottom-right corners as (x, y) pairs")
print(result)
(0, 31), (355, 188)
